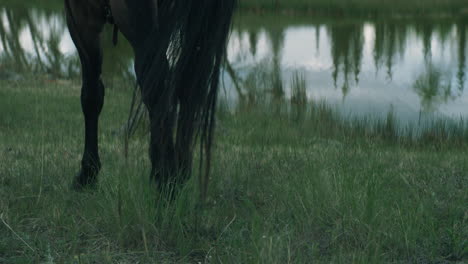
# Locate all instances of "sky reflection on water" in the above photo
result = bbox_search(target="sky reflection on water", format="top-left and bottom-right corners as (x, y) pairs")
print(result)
(227, 17), (467, 123)
(1, 7), (467, 124)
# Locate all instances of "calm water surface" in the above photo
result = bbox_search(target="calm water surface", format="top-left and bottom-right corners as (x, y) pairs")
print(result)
(0, 6), (467, 125)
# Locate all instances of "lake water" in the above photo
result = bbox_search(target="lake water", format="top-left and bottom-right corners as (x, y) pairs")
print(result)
(0, 5), (467, 125)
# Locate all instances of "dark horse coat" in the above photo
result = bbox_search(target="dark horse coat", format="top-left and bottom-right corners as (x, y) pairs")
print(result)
(64, 0), (236, 197)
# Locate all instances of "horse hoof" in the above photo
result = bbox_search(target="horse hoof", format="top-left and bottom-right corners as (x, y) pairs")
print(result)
(71, 170), (97, 191)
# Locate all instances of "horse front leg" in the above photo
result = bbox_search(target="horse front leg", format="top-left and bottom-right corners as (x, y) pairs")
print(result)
(65, 0), (106, 189)
(75, 76), (105, 189)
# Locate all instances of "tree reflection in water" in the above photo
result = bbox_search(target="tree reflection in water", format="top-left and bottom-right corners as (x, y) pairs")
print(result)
(0, 6), (134, 81)
(1, 6), (467, 118)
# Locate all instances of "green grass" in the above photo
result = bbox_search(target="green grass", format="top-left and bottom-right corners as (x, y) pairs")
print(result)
(1, 0), (468, 16)
(238, 0), (468, 15)
(1, 76), (467, 263)
(0, 0), (62, 11)
(413, 64), (455, 113)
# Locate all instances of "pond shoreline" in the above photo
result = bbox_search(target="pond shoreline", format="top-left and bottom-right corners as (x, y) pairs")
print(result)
(237, 7), (468, 19)
(1, 5), (467, 124)
(1, 0), (468, 18)
(237, 0), (468, 17)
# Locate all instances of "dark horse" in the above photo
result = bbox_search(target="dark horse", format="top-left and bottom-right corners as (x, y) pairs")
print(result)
(64, 0), (235, 195)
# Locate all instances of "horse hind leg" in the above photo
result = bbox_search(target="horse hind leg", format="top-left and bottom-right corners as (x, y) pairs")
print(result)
(144, 97), (178, 191)
(148, 104), (177, 188)
(134, 55), (177, 191)
(175, 100), (196, 185)
(65, 0), (106, 189)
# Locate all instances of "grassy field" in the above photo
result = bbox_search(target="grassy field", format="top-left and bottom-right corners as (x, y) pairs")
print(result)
(237, 0), (468, 14)
(0, 76), (467, 263)
(2, 0), (468, 16)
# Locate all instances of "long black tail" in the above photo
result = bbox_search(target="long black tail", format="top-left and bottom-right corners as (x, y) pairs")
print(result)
(134, 0), (236, 198)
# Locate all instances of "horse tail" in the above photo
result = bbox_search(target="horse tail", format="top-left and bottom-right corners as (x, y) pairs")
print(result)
(198, 1), (236, 201)
(195, 1), (235, 200)
(133, 0), (236, 198)
(199, 52), (222, 201)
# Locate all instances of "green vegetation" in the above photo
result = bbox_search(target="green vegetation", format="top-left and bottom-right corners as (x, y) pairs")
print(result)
(1, 76), (467, 263)
(1, 0), (468, 16)
(0, 0), (62, 11)
(413, 64), (455, 113)
(238, 0), (468, 15)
